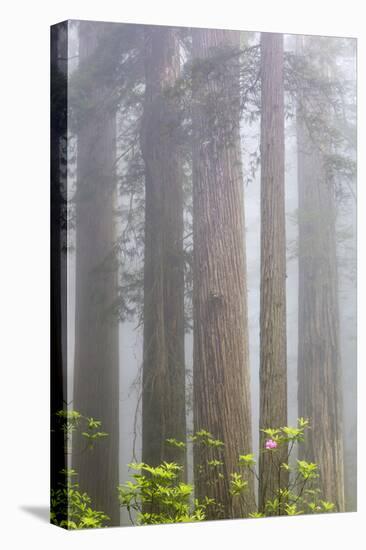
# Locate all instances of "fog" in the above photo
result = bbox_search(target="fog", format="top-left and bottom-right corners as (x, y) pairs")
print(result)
(51, 20), (356, 527)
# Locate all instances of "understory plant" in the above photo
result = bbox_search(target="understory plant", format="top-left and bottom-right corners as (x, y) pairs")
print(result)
(249, 417), (335, 517)
(54, 409), (109, 453)
(51, 409), (110, 529)
(118, 418), (335, 525)
(118, 462), (208, 525)
(51, 468), (110, 529)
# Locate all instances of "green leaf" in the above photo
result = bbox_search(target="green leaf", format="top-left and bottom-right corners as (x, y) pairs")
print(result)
(320, 500), (335, 512)
(128, 462), (144, 471)
(166, 438), (186, 449)
(229, 473), (248, 496)
(285, 503), (302, 516)
(249, 512), (264, 518)
(297, 460), (319, 479)
(238, 453), (256, 467)
(207, 459), (224, 468)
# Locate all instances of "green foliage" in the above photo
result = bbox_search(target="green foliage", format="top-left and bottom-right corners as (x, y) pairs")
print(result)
(249, 511), (264, 518)
(189, 429), (224, 448)
(320, 500), (336, 512)
(54, 409), (109, 452)
(260, 417), (309, 446)
(207, 459), (224, 468)
(81, 431), (109, 441)
(297, 460), (319, 480)
(284, 503), (302, 516)
(51, 469), (110, 529)
(253, 419), (335, 518)
(118, 461), (207, 525)
(118, 429), (231, 525)
(119, 419), (336, 525)
(51, 410), (109, 530)
(55, 409), (82, 439)
(229, 473), (248, 497)
(260, 427), (280, 440)
(238, 453), (256, 467)
(166, 438), (186, 449)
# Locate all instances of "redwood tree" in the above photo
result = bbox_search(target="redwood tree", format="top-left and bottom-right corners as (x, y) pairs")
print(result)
(141, 26), (187, 469)
(73, 22), (120, 525)
(258, 32), (288, 512)
(192, 28), (255, 518)
(296, 36), (345, 511)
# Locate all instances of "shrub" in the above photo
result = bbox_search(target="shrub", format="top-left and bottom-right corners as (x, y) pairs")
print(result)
(51, 468), (110, 529)
(51, 409), (109, 529)
(118, 418), (335, 524)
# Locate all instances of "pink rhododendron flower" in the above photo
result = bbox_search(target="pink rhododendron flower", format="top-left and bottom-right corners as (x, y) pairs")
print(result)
(265, 439), (277, 450)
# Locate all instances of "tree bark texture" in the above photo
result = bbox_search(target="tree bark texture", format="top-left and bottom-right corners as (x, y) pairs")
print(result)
(141, 27), (186, 470)
(73, 22), (120, 525)
(297, 118), (345, 512)
(258, 33), (288, 513)
(297, 38), (345, 512)
(192, 28), (255, 519)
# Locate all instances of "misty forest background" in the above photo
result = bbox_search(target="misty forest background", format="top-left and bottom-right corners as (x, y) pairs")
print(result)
(51, 20), (356, 527)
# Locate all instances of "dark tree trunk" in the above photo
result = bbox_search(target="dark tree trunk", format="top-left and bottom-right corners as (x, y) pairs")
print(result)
(192, 28), (255, 519)
(50, 21), (68, 498)
(73, 22), (120, 526)
(141, 27), (186, 470)
(258, 32), (288, 513)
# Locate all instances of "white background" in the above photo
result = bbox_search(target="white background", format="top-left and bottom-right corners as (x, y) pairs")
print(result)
(0, 0), (364, 548)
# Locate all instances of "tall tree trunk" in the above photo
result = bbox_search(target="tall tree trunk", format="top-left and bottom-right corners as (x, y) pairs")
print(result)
(192, 28), (255, 519)
(141, 27), (186, 469)
(73, 22), (120, 525)
(51, 21), (68, 497)
(258, 32), (288, 512)
(296, 37), (345, 512)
